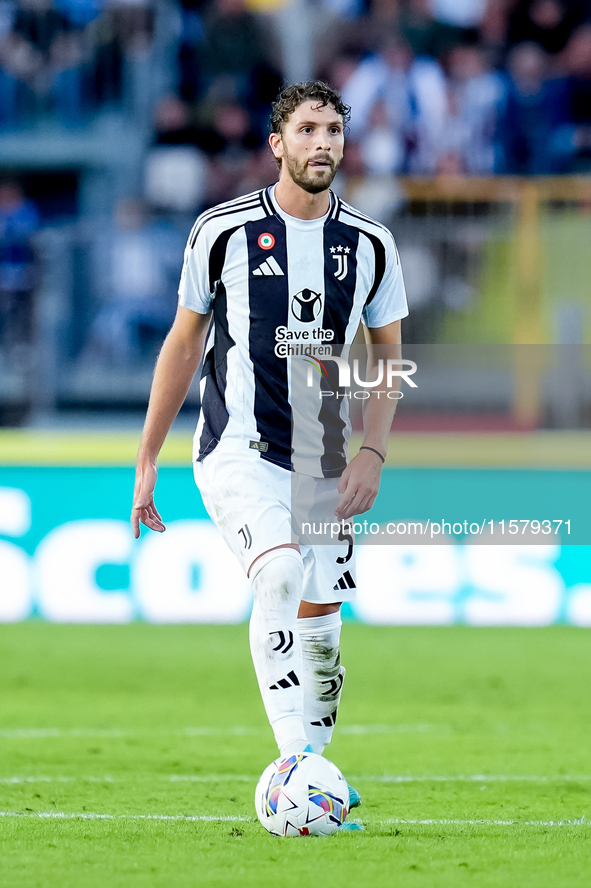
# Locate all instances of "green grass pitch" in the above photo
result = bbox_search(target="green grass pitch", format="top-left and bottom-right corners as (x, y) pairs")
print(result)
(1, 624), (590, 887)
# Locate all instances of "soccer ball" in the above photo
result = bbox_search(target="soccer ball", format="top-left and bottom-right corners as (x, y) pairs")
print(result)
(255, 752), (349, 837)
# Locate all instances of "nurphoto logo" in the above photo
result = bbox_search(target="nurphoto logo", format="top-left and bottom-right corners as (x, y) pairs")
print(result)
(304, 355), (418, 399)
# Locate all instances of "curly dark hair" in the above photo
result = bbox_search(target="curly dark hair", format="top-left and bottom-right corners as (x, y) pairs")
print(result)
(269, 81), (351, 134)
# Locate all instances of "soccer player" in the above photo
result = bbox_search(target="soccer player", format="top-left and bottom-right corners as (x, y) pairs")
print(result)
(131, 81), (408, 815)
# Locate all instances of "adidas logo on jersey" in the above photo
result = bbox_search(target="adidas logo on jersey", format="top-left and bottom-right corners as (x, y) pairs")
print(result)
(333, 570), (356, 592)
(253, 256), (284, 276)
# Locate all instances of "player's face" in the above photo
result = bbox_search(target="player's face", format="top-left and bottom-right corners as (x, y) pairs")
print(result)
(272, 101), (344, 194)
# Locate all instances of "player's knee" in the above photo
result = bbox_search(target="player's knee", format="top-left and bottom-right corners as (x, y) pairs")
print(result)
(297, 611), (343, 673)
(300, 637), (341, 671)
(250, 547), (304, 605)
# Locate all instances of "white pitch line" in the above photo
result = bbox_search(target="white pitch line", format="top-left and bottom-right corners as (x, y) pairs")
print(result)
(169, 775), (253, 782)
(171, 774), (591, 785)
(352, 775), (591, 783)
(381, 818), (591, 827)
(3, 774), (591, 785)
(0, 811), (589, 828)
(340, 724), (450, 735)
(0, 724), (445, 740)
(0, 776), (75, 785)
(0, 811), (251, 823)
(0, 776), (116, 785)
(0, 729), (129, 739)
(0, 727), (265, 740)
(0, 775), (254, 784)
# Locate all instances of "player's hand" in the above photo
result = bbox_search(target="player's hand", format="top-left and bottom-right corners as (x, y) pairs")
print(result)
(131, 460), (166, 538)
(334, 448), (383, 521)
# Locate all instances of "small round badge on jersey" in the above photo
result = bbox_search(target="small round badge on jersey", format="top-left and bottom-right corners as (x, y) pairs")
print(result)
(258, 233), (275, 250)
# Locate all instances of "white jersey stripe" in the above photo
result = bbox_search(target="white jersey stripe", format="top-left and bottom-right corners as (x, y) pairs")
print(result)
(285, 214), (328, 478)
(221, 229), (257, 450)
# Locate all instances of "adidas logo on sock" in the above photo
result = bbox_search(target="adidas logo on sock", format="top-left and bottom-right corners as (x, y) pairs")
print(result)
(253, 256), (284, 276)
(269, 670), (300, 690)
(333, 570), (356, 592)
(311, 708), (338, 727)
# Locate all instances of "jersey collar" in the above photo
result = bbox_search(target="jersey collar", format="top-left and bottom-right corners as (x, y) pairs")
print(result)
(264, 185), (339, 223)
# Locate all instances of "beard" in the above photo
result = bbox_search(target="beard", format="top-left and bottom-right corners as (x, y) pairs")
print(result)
(282, 148), (340, 194)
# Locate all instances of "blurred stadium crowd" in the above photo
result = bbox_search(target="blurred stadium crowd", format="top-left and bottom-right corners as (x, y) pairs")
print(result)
(1, 1), (591, 174)
(0, 0), (590, 421)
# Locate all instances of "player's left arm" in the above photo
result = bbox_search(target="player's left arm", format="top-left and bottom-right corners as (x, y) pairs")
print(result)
(334, 319), (401, 521)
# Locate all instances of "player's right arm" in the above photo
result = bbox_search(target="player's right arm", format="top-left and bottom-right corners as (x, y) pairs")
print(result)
(131, 305), (211, 539)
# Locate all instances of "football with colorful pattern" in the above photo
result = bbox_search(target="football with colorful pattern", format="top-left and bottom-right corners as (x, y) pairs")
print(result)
(255, 752), (349, 837)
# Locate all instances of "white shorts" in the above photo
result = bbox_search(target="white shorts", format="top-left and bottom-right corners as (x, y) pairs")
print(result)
(193, 449), (357, 604)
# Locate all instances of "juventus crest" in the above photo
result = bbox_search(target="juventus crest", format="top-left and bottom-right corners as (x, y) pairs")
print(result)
(330, 244), (350, 281)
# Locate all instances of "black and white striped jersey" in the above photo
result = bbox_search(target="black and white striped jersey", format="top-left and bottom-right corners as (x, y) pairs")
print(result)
(179, 185), (408, 477)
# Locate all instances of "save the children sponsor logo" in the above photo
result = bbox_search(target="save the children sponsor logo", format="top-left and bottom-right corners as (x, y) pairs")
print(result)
(290, 288), (323, 322)
(273, 325), (334, 358)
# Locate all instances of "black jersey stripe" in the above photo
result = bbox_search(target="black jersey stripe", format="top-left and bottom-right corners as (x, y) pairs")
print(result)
(318, 350), (347, 477)
(208, 225), (241, 292)
(190, 200), (262, 248)
(363, 231), (387, 307)
(322, 221), (359, 339)
(246, 216), (291, 469)
(196, 280), (234, 460)
(318, 221), (359, 477)
(341, 211), (399, 269)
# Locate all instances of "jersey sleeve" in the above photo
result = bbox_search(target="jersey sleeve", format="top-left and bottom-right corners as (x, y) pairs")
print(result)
(178, 219), (214, 314)
(362, 233), (409, 328)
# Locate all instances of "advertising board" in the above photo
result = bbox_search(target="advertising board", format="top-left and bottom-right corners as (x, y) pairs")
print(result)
(1, 467), (590, 625)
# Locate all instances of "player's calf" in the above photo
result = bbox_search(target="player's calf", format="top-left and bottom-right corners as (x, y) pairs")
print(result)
(297, 611), (346, 755)
(249, 547), (309, 757)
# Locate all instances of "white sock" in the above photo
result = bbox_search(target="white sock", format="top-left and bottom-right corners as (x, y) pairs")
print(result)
(249, 548), (309, 758)
(297, 611), (345, 755)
